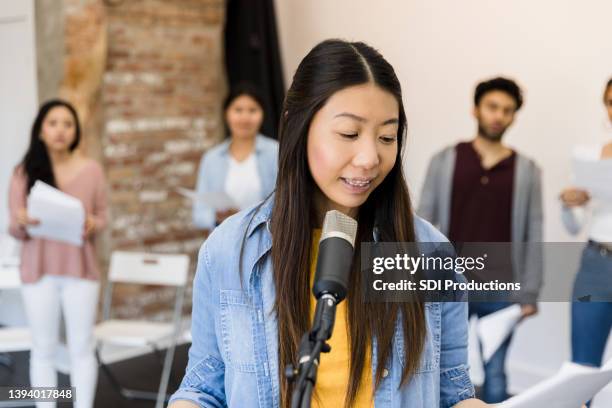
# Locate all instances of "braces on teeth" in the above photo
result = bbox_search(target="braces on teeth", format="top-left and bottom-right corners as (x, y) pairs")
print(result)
(344, 179), (371, 186)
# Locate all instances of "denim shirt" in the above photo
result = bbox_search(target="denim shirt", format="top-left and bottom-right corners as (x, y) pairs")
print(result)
(193, 134), (279, 230)
(171, 197), (475, 407)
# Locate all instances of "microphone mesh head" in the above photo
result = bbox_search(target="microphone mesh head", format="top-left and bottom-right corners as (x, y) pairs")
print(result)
(321, 210), (358, 248)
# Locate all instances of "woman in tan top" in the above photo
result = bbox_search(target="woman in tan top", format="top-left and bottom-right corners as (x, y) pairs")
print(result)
(8, 99), (107, 408)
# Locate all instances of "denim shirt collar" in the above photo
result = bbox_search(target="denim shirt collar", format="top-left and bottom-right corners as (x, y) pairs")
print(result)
(218, 133), (267, 156)
(245, 194), (274, 237)
(241, 195), (275, 286)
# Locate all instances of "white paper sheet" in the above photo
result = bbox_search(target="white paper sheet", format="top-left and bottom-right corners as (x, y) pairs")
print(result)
(26, 181), (85, 246)
(476, 304), (522, 363)
(499, 359), (612, 407)
(175, 187), (237, 211)
(572, 158), (612, 200)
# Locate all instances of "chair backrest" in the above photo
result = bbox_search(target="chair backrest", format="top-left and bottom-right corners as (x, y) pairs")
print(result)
(0, 259), (21, 290)
(0, 234), (20, 259)
(108, 251), (190, 287)
(0, 234), (21, 289)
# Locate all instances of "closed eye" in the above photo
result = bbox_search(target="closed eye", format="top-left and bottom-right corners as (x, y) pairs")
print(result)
(380, 135), (397, 144)
(339, 133), (358, 139)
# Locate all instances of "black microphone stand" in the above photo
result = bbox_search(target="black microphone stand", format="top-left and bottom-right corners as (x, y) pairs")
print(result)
(285, 293), (339, 408)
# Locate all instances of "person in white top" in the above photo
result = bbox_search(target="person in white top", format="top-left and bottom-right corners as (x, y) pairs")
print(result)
(224, 151), (262, 210)
(192, 83), (279, 230)
(560, 78), (612, 399)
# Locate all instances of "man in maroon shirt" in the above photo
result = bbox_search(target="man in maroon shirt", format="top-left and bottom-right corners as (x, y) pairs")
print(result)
(418, 77), (543, 403)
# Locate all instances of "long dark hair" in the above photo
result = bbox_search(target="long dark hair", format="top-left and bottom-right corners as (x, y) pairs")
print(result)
(20, 99), (81, 193)
(223, 82), (265, 138)
(271, 39), (426, 407)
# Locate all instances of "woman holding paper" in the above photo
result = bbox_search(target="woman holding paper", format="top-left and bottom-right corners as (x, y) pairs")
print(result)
(8, 99), (107, 408)
(192, 83), (279, 230)
(560, 78), (612, 382)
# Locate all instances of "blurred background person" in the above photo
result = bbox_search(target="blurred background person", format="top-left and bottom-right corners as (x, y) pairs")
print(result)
(192, 83), (279, 230)
(418, 77), (543, 403)
(560, 78), (612, 403)
(7, 99), (107, 408)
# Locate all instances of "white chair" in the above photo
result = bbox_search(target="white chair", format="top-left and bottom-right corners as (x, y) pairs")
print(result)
(0, 253), (33, 408)
(94, 251), (190, 408)
(0, 255), (31, 357)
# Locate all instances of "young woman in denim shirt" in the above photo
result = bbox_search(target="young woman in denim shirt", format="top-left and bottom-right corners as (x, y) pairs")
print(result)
(170, 40), (492, 407)
(193, 83), (279, 230)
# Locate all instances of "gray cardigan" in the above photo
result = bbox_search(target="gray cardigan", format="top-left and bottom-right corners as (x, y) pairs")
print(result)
(417, 145), (544, 304)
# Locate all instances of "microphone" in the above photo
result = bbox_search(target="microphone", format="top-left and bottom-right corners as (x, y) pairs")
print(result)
(312, 210), (358, 302)
(287, 210), (358, 408)
(311, 210), (358, 338)
(285, 210), (357, 408)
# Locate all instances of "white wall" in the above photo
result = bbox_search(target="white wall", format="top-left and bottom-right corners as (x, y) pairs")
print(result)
(0, 0), (38, 234)
(0, 0), (37, 325)
(275, 0), (612, 404)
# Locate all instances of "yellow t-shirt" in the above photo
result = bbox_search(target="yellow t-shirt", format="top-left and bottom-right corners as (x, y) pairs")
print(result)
(309, 229), (374, 408)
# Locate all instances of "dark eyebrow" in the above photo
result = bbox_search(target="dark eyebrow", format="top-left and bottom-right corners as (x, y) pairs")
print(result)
(334, 112), (366, 122)
(334, 112), (399, 126)
(381, 118), (399, 126)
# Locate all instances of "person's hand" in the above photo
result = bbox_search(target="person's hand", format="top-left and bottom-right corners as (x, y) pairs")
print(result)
(16, 208), (40, 228)
(83, 216), (97, 238)
(559, 188), (590, 207)
(520, 304), (538, 320)
(215, 208), (239, 224)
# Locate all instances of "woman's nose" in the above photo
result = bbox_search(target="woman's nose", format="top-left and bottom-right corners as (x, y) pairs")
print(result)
(352, 138), (380, 169)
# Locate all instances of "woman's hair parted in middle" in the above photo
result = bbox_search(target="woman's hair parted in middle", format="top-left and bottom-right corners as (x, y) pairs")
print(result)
(270, 39), (426, 407)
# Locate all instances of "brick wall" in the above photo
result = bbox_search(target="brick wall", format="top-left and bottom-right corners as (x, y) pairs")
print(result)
(36, 0), (227, 319)
(102, 0), (225, 318)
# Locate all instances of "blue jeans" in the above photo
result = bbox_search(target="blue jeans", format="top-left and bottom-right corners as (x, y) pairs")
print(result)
(469, 301), (514, 403)
(571, 243), (612, 406)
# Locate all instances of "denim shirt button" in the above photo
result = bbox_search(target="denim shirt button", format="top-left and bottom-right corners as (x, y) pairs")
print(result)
(382, 368), (389, 378)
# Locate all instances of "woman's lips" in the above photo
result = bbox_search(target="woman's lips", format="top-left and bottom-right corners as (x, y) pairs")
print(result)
(340, 177), (374, 193)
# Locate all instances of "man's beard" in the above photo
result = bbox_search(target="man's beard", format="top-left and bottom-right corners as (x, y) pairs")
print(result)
(478, 123), (506, 141)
